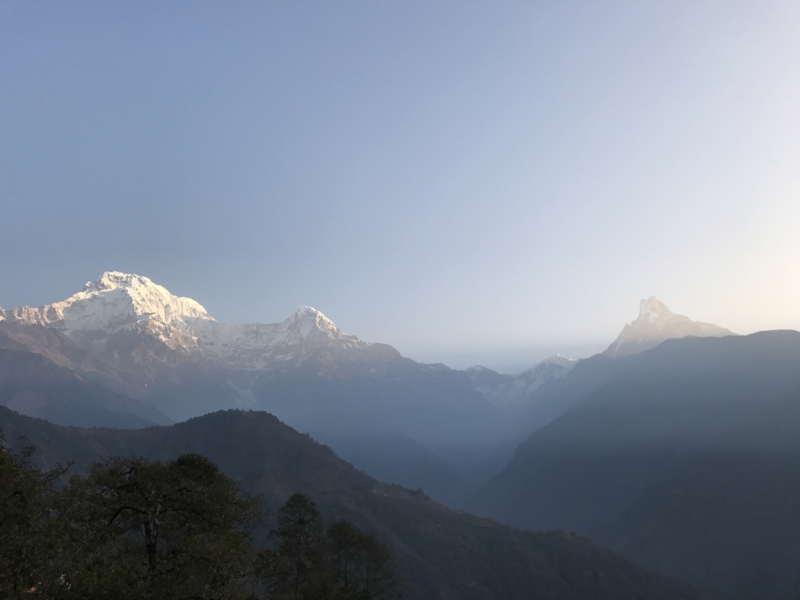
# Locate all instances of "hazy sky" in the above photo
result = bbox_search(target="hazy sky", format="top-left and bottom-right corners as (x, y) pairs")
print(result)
(2, 1), (799, 371)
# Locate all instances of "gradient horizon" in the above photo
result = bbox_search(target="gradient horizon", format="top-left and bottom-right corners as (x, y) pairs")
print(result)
(2, 1), (799, 369)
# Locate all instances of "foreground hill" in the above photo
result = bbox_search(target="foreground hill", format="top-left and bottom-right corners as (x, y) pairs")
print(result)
(0, 407), (698, 600)
(473, 330), (800, 599)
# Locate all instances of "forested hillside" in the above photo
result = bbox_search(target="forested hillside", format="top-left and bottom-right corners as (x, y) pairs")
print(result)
(0, 407), (699, 600)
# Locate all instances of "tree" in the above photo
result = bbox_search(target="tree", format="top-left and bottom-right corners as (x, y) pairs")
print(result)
(260, 494), (399, 600)
(0, 437), (68, 599)
(358, 531), (398, 600)
(59, 453), (264, 600)
(328, 520), (398, 600)
(327, 519), (363, 599)
(1, 447), (398, 600)
(261, 493), (329, 599)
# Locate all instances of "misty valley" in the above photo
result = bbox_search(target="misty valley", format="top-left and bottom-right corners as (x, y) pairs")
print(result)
(7, 1), (800, 597)
(1, 272), (798, 599)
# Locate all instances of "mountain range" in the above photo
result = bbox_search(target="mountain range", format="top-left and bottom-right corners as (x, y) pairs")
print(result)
(11, 271), (800, 598)
(0, 271), (736, 508)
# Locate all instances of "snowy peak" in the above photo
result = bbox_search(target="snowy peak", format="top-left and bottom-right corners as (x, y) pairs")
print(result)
(79, 271), (212, 323)
(189, 305), (369, 371)
(2, 271), (211, 334)
(84, 271), (145, 293)
(1, 272), (212, 356)
(637, 296), (674, 327)
(604, 297), (733, 358)
(284, 306), (345, 341)
(514, 354), (576, 393)
(532, 354), (576, 369)
(1, 271), (213, 355)
(1, 272), (376, 371)
(467, 354), (577, 412)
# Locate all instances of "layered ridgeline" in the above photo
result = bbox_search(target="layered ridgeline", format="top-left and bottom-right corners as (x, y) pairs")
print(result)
(472, 331), (800, 600)
(0, 406), (700, 600)
(0, 272), (498, 506)
(465, 297), (733, 418)
(462, 298), (735, 460)
(0, 274), (737, 508)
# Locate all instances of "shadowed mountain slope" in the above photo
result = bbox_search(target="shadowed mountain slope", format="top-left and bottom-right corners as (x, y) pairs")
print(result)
(0, 407), (699, 600)
(472, 330), (800, 600)
(600, 388), (800, 600)
(0, 348), (171, 428)
(474, 331), (800, 530)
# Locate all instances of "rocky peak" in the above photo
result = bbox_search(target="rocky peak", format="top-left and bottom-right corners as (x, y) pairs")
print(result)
(604, 297), (733, 358)
(637, 296), (674, 327)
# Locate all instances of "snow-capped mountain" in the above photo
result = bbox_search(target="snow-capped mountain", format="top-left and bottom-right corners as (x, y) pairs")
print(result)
(190, 306), (376, 371)
(0, 271), (379, 372)
(0, 271), (503, 507)
(1, 272), (210, 355)
(467, 355), (577, 412)
(603, 296), (733, 358)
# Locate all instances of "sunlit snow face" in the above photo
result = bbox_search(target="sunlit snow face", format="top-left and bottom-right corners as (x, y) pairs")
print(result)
(1, 272), (372, 371)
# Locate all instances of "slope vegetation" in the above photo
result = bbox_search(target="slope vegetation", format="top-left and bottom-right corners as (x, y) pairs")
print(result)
(0, 407), (698, 600)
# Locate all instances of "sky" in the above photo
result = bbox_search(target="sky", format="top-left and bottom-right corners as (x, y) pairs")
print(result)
(2, 1), (800, 372)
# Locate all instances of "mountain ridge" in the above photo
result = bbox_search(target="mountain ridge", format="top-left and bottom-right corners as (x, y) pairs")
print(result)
(471, 330), (800, 599)
(0, 274), (739, 509)
(0, 272), (384, 374)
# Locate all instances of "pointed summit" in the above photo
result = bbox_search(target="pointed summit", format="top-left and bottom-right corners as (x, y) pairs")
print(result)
(604, 297), (733, 358)
(190, 304), (373, 371)
(284, 306), (362, 343)
(636, 296), (674, 326)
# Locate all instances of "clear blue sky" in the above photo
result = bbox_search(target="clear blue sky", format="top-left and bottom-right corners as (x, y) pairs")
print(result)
(2, 1), (799, 371)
